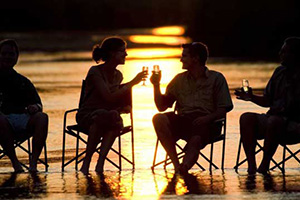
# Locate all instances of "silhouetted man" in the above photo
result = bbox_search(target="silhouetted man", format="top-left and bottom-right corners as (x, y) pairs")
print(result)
(0, 39), (48, 172)
(151, 42), (233, 174)
(235, 37), (300, 174)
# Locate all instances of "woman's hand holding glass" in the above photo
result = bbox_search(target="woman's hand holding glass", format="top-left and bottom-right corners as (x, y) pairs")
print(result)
(132, 70), (148, 86)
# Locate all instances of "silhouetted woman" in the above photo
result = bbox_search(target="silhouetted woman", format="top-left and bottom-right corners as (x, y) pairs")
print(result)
(77, 37), (146, 174)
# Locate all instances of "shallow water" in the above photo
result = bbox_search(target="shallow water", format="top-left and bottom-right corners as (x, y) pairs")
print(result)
(0, 49), (300, 199)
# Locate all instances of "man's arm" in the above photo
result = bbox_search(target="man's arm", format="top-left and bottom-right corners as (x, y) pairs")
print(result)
(151, 71), (175, 112)
(235, 89), (270, 107)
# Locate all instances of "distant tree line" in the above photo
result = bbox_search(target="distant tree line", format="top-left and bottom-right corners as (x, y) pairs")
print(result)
(1, 0), (299, 58)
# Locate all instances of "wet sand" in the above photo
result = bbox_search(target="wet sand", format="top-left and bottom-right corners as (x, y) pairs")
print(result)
(1, 169), (300, 199)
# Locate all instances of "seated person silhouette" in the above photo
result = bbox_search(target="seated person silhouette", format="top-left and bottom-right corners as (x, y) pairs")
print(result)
(235, 37), (300, 174)
(0, 39), (48, 172)
(151, 42), (233, 174)
(77, 37), (147, 175)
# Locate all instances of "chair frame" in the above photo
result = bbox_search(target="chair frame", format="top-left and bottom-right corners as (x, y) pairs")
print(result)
(234, 137), (300, 173)
(0, 137), (48, 171)
(151, 117), (227, 172)
(61, 80), (135, 172)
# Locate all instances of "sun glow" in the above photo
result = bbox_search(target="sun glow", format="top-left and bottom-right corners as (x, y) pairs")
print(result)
(126, 48), (181, 59)
(129, 35), (190, 46)
(152, 26), (185, 36)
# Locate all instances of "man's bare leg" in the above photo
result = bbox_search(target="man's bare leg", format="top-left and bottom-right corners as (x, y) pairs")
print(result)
(240, 112), (259, 174)
(153, 114), (180, 172)
(27, 112), (48, 172)
(181, 127), (210, 173)
(0, 116), (24, 172)
(257, 116), (284, 174)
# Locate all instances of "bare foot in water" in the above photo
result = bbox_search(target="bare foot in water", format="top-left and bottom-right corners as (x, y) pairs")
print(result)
(257, 161), (270, 175)
(13, 163), (24, 173)
(80, 163), (90, 175)
(29, 163), (38, 173)
(95, 163), (104, 174)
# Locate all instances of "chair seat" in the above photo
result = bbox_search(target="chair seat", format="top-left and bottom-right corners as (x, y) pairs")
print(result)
(66, 125), (132, 137)
(210, 134), (225, 144)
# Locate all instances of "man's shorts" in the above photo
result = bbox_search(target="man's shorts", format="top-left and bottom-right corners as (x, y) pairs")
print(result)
(164, 112), (222, 143)
(256, 114), (300, 144)
(5, 113), (31, 138)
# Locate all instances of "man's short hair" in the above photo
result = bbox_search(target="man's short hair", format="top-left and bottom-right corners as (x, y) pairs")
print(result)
(284, 37), (300, 57)
(182, 42), (209, 65)
(0, 39), (19, 57)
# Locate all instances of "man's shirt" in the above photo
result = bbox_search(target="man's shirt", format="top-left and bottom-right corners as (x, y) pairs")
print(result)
(165, 67), (233, 115)
(0, 69), (41, 115)
(265, 65), (300, 122)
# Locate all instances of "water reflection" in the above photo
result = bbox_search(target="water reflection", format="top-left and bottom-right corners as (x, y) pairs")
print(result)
(129, 35), (190, 46)
(152, 26), (185, 36)
(238, 173), (300, 194)
(155, 171), (226, 196)
(60, 172), (134, 199)
(0, 173), (47, 199)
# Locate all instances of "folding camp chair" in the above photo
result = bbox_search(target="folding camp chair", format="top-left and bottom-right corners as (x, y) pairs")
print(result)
(234, 137), (300, 173)
(0, 135), (48, 171)
(61, 80), (135, 172)
(151, 117), (227, 172)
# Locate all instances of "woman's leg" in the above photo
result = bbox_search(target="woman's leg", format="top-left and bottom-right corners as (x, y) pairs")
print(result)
(80, 120), (104, 175)
(95, 129), (119, 173)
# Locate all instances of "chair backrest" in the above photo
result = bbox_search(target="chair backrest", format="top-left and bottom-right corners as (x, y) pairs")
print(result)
(78, 80), (86, 108)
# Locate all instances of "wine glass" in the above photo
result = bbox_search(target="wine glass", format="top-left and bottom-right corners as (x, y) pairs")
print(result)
(153, 64), (160, 74)
(142, 66), (148, 86)
(242, 79), (249, 93)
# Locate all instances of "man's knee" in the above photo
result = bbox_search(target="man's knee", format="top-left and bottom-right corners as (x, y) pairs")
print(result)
(31, 112), (48, 124)
(152, 113), (168, 127)
(0, 115), (11, 130)
(240, 112), (257, 125)
(266, 116), (285, 136)
(187, 135), (202, 151)
(152, 113), (171, 139)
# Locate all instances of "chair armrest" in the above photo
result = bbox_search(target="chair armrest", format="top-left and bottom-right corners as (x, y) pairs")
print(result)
(214, 118), (225, 123)
(63, 108), (79, 129)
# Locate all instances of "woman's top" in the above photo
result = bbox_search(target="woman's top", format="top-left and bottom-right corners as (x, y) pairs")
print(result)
(77, 65), (123, 118)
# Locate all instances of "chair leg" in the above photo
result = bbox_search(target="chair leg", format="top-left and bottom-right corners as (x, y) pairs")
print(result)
(131, 129), (135, 170)
(151, 139), (159, 171)
(234, 138), (242, 172)
(282, 145), (286, 174)
(75, 131), (80, 171)
(118, 135), (122, 171)
(44, 143), (48, 172)
(28, 138), (32, 165)
(210, 143), (214, 172)
(62, 129), (66, 172)
(221, 134), (226, 171)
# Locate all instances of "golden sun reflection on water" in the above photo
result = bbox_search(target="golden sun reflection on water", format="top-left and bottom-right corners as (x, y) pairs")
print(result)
(129, 35), (190, 46)
(152, 26), (185, 36)
(126, 48), (182, 59)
